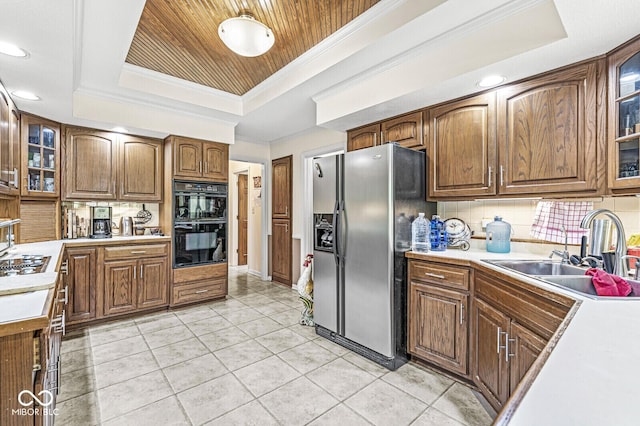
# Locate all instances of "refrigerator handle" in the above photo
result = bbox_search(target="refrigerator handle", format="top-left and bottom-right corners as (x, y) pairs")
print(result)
(332, 200), (340, 265)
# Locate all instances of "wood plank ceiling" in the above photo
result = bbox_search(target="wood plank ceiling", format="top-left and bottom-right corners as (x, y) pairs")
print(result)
(126, 0), (381, 96)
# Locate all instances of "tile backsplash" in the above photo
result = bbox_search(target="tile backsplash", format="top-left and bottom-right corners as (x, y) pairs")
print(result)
(437, 196), (640, 244)
(62, 202), (160, 237)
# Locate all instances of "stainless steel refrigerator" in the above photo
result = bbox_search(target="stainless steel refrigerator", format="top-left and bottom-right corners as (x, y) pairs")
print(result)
(312, 143), (436, 370)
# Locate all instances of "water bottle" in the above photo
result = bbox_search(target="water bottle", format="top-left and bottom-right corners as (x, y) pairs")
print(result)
(486, 216), (511, 253)
(411, 213), (429, 253)
(430, 215), (447, 251)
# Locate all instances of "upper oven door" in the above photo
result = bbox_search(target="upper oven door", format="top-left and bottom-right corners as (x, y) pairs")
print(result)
(174, 184), (227, 222)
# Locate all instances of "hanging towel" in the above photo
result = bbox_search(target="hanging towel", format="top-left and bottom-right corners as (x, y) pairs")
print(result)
(585, 268), (632, 297)
(530, 201), (592, 244)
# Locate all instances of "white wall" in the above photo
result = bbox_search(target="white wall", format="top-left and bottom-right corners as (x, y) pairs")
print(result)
(248, 163), (263, 275)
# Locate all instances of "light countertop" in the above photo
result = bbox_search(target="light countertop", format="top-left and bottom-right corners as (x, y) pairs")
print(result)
(408, 240), (640, 426)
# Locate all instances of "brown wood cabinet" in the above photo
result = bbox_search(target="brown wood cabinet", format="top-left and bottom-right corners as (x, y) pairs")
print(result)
(64, 127), (118, 200)
(271, 218), (292, 285)
(103, 244), (169, 316)
(20, 114), (60, 198)
(607, 36), (640, 191)
(119, 135), (163, 201)
(272, 155), (292, 219)
(381, 111), (424, 149)
(65, 247), (97, 324)
(408, 260), (470, 377)
(170, 136), (228, 182)
(0, 83), (20, 195)
(471, 268), (574, 411)
(347, 123), (380, 152)
(427, 92), (497, 198)
(63, 126), (163, 201)
(171, 262), (227, 306)
(496, 61), (600, 195)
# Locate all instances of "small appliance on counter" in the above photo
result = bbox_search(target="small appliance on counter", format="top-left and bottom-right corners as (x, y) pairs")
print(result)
(90, 206), (112, 239)
(120, 216), (134, 236)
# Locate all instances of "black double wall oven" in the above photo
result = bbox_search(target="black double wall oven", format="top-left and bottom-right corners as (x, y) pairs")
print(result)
(173, 180), (227, 268)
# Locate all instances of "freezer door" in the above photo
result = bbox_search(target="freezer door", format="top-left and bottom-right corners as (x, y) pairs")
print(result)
(312, 155), (339, 214)
(343, 144), (395, 357)
(312, 249), (339, 332)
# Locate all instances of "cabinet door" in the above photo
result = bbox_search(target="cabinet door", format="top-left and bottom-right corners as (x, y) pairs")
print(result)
(137, 257), (168, 310)
(271, 219), (292, 285)
(104, 260), (137, 316)
(119, 135), (162, 201)
(472, 298), (510, 410)
(21, 114), (60, 198)
(408, 282), (468, 376)
(497, 62), (599, 195)
(0, 91), (10, 191)
(272, 156), (292, 219)
(608, 39), (640, 190)
(64, 127), (117, 200)
(381, 111), (424, 149)
(428, 92), (497, 198)
(202, 142), (228, 182)
(9, 108), (20, 193)
(347, 123), (380, 152)
(174, 137), (203, 178)
(66, 247), (97, 324)
(508, 321), (546, 394)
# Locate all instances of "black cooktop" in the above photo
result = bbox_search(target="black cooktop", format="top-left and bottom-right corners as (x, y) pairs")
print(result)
(0, 255), (50, 277)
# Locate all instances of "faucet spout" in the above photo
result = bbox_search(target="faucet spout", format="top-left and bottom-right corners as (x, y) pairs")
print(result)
(580, 209), (628, 277)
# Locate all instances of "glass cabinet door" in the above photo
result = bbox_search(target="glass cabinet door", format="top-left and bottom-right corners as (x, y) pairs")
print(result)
(612, 49), (640, 186)
(21, 115), (59, 197)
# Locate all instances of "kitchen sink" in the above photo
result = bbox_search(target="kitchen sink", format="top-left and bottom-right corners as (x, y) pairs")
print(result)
(487, 259), (640, 299)
(488, 260), (586, 276)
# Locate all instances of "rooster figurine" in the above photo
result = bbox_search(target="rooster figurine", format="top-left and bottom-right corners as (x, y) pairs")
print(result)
(297, 254), (314, 326)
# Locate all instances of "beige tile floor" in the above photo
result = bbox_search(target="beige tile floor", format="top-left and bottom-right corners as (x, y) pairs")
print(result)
(55, 267), (493, 426)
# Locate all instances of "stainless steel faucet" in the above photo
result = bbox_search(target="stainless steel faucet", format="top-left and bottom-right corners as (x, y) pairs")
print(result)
(549, 225), (571, 264)
(580, 209), (628, 277)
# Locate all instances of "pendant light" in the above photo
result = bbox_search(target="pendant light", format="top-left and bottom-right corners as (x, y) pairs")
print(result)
(218, 12), (274, 57)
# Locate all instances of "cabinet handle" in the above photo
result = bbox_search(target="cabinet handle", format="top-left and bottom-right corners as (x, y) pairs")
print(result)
(285, 223), (289, 233)
(53, 310), (66, 336)
(140, 265), (143, 279)
(199, 161), (203, 174)
(195, 289), (209, 294)
(205, 161), (208, 173)
(131, 251), (146, 254)
(57, 285), (68, 305)
(460, 302), (464, 325)
(499, 165), (504, 187)
(133, 267), (136, 279)
(285, 206), (288, 216)
(424, 272), (445, 280)
(60, 260), (69, 275)
(10, 168), (18, 187)
(488, 166), (492, 187)
(497, 327), (502, 354)
(505, 332), (515, 362)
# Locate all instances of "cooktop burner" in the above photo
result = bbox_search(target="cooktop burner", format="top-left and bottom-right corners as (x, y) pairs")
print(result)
(0, 255), (50, 277)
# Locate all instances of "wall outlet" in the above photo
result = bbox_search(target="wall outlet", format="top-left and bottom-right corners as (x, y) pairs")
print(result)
(481, 218), (492, 231)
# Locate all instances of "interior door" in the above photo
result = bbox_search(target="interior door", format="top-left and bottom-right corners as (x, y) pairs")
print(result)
(271, 156), (292, 285)
(238, 173), (248, 266)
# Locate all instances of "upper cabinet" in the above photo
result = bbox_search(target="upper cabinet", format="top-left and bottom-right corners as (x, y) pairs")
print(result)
(63, 126), (163, 201)
(347, 123), (380, 152)
(496, 61), (601, 196)
(170, 136), (228, 182)
(608, 36), (640, 191)
(427, 92), (497, 198)
(21, 114), (60, 198)
(272, 155), (292, 219)
(0, 91), (20, 195)
(381, 111), (424, 149)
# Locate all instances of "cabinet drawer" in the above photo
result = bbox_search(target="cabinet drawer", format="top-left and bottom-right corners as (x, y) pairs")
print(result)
(104, 244), (167, 260)
(173, 262), (227, 285)
(409, 261), (470, 291)
(172, 279), (226, 305)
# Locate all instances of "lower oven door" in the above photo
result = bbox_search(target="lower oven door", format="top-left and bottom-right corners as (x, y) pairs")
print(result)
(174, 222), (226, 267)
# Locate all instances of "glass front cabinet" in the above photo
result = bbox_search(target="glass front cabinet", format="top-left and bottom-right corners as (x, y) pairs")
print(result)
(21, 114), (60, 197)
(609, 38), (640, 190)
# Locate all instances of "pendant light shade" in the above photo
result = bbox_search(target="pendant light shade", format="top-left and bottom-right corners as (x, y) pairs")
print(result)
(218, 13), (274, 57)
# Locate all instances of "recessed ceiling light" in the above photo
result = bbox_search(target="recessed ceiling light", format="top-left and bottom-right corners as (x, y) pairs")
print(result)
(11, 90), (40, 101)
(112, 126), (128, 133)
(0, 41), (29, 58)
(478, 75), (506, 88)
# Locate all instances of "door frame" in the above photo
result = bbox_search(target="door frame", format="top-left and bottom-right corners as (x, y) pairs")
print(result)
(228, 156), (269, 281)
(237, 172), (249, 266)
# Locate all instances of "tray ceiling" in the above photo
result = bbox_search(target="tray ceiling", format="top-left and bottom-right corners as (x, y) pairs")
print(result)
(126, 0), (380, 96)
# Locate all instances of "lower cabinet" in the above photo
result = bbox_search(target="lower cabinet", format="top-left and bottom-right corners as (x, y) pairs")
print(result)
(65, 247), (97, 324)
(103, 244), (169, 316)
(471, 269), (573, 411)
(171, 262), (227, 306)
(408, 259), (471, 377)
(271, 219), (292, 285)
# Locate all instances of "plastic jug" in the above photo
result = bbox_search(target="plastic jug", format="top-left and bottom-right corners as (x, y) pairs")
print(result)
(429, 215), (447, 251)
(486, 216), (511, 253)
(411, 213), (429, 253)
